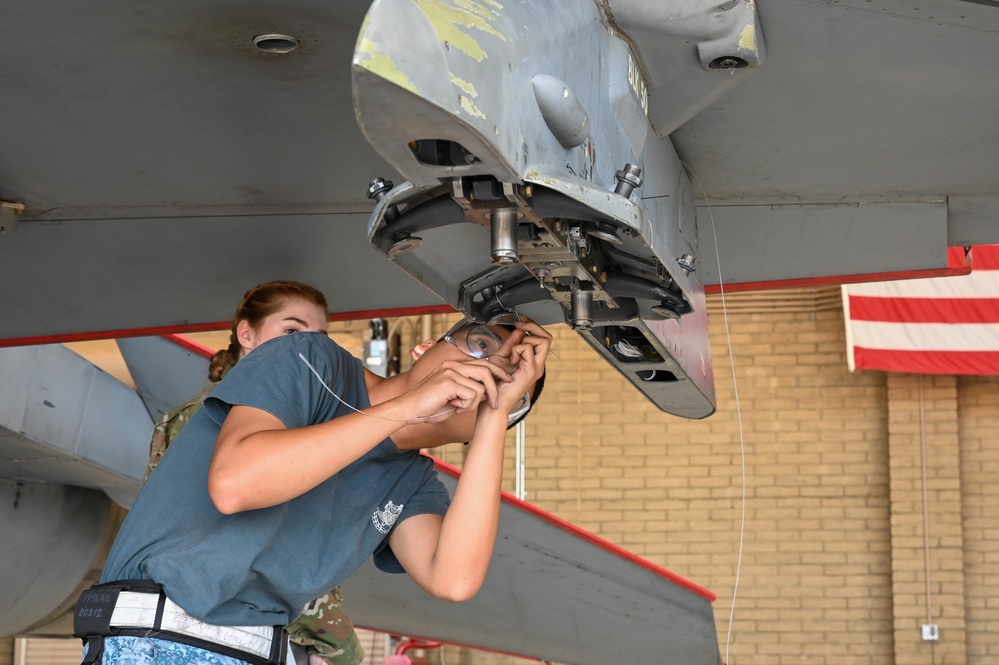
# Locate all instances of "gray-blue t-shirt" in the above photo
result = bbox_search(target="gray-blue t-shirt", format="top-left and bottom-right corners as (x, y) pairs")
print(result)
(101, 332), (450, 626)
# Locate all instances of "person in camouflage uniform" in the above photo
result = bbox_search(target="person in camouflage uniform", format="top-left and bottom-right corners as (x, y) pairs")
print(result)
(146, 385), (215, 480)
(145, 281), (363, 665)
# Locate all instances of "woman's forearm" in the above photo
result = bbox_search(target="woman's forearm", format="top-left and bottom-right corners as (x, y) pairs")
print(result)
(208, 403), (407, 513)
(423, 407), (508, 600)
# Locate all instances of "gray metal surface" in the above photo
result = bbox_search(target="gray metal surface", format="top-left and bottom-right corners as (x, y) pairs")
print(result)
(668, 0), (999, 204)
(0, 479), (110, 637)
(0, 345), (150, 506)
(0, 345), (150, 637)
(0, 212), (442, 341)
(696, 201), (949, 285)
(342, 467), (720, 665)
(2, 0), (998, 341)
(117, 337), (213, 421)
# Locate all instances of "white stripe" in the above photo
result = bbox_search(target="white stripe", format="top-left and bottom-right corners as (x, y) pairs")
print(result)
(842, 285), (856, 371)
(846, 270), (999, 299)
(849, 321), (999, 352)
(108, 591), (273, 660)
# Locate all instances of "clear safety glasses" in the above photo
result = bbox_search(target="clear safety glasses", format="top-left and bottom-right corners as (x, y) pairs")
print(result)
(443, 311), (520, 360)
(443, 311), (531, 425)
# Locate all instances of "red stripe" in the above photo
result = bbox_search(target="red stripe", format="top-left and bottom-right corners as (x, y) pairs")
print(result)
(705, 261), (970, 294)
(947, 245), (970, 269)
(163, 334), (215, 359)
(848, 295), (999, 324)
(970, 245), (999, 270)
(853, 347), (999, 374)
(430, 455), (717, 602)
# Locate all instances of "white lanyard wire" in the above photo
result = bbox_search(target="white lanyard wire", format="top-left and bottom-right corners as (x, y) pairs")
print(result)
(298, 353), (454, 422)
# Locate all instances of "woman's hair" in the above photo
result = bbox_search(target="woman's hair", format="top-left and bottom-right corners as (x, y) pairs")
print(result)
(208, 280), (328, 382)
(506, 369), (546, 430)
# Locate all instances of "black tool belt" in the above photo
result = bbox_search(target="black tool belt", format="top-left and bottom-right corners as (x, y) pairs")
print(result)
(74, 580), (286, 665)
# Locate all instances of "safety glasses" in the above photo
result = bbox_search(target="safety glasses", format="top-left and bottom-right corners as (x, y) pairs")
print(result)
(443, 311), (531, 426)
(443, 312), (519, 361)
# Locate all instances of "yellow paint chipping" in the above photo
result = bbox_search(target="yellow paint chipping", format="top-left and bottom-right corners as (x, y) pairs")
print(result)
(738, 24), (756, 52)
(354, 36), (419, 94)
(449, 73), (485, 118)
(415, 0), (506, 62)
(451, 0), (502, 21)
(449, 73), (479, 97)
(459, 95), (486, 118)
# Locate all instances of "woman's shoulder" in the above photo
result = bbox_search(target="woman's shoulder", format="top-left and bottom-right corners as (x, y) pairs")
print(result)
(256, 331), (342, 355)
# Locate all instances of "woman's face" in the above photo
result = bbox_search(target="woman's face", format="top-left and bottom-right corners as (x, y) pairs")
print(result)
(237, 298), (328, 356)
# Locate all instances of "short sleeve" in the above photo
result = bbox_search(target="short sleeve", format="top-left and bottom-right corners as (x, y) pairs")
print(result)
(203, 333), (344, 431)
(372, 461), (452, 574)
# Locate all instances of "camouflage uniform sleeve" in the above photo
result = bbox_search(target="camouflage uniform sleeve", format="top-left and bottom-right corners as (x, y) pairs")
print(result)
(286, 588), (364, 665)
(144, 386), (213, 481)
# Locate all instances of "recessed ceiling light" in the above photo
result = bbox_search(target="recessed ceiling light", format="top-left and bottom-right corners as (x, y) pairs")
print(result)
(252, 33), (300, 54)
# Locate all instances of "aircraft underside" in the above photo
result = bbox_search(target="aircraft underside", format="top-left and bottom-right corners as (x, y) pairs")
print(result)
(3, 0), (999, 662)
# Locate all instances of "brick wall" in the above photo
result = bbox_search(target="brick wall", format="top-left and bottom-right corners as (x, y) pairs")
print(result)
(957, 376), (999, 664)
(379, 288), (994, 665)
(502, 292), (895, 665)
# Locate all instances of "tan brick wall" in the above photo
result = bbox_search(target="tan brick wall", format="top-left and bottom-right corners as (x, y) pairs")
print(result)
(406, 293), (899, 665)
(507, 295), (897, 665)
(956, 376), (999, 665)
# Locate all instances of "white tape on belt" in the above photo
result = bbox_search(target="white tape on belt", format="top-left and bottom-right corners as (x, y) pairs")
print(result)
(109, 591), (273, 660)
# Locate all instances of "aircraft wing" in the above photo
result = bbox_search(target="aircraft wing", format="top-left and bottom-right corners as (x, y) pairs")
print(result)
(342, 460), (719, 665)
(3, 0), (997, 344)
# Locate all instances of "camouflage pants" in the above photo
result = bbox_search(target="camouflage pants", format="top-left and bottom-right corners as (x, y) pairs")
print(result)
(286, 589), (364, 665)
(84, 589), (362, 665)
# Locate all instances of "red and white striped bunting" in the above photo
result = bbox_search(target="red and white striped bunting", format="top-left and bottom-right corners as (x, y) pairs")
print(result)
(843, 246), (999, 374)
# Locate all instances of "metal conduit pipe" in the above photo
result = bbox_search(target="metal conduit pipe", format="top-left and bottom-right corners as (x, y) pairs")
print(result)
(603, 272), (671, 301)
(377, 196), (467, 238)
(603, 272), (688, 315)
(488, 279), (554, 313)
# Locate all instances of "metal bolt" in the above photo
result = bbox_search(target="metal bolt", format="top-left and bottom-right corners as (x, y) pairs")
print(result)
(614, 164), (643, 198)
(366, 177), (394, 202)
(709, 56), (749, 70)
(387, 232), (422, 257)
(677, 253), (696, 274)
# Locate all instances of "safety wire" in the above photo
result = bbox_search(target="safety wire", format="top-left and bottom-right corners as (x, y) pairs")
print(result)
(681, 160), (746, 665)
(298, 353), (455, 422)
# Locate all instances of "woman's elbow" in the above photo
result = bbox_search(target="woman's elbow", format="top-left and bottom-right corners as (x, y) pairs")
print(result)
(428, 575), (484, 602)
(207, 469), (249, 515)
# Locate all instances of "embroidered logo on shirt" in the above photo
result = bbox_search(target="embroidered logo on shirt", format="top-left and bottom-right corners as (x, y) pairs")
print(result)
(372, 501), (404, 534)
